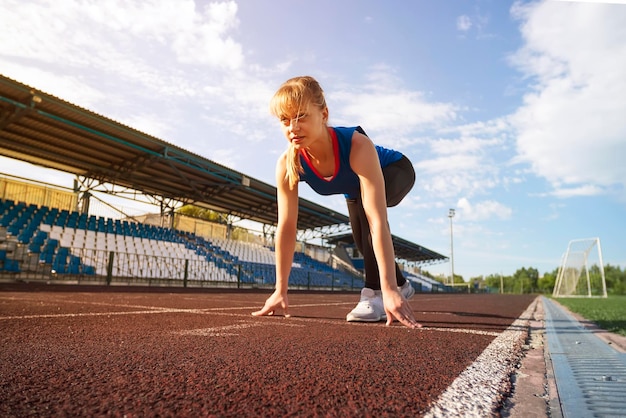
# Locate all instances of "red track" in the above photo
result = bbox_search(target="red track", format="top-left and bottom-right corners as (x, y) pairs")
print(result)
(0, 284), (536, 417)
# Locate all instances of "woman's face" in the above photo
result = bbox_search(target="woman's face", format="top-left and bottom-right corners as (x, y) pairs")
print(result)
(278, 102), (328, 149)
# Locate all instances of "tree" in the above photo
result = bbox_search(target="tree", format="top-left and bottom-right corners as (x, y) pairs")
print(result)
(537, 268), (558, 294)
(177, 205), (223, 223)
(468, 276), (486, 293)
(483, 273), (502, 293)
(513, 267), (539, 294)
(605, 264), (626, 295)
(420, 270), (435, 280)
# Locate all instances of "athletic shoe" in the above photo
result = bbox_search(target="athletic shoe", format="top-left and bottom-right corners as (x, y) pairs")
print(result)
(399, 280), (415, 300)
(346, 288), (386, 322)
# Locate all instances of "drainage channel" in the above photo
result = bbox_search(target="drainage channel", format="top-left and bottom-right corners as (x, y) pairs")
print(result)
(543, 297), (626, 417)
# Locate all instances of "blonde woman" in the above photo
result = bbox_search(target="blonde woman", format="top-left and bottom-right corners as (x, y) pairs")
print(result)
(252, 76), (420, 329)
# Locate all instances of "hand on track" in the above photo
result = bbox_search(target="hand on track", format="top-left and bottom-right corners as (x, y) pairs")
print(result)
(382, 290), (422, 329)
(252, 290), (290, 318)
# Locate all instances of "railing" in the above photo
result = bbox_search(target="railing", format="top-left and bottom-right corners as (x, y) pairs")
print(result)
(1, 242), (364, 291)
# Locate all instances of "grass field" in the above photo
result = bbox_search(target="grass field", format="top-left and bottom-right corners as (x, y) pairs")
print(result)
(554, 296), (626, 337)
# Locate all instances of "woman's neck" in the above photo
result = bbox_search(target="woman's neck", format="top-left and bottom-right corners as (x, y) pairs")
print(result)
(304, 127), (332, 163)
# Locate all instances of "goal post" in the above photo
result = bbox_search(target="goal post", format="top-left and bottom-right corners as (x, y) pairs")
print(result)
(552, 237), (607, 298)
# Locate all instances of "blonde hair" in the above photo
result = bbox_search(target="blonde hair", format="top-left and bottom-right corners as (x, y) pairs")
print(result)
(270, 76), (327, 189)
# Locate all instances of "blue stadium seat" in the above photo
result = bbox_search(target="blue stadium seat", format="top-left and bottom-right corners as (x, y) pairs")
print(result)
(2, 259), (21, 273)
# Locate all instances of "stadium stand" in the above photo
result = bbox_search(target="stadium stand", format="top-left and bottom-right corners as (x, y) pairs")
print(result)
(404, 271), (450, 293)
(0, 198), (363, 289)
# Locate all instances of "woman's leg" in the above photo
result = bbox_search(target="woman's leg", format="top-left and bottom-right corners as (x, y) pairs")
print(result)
(347, 197), (382, 289)
(346, 154), (416, 289)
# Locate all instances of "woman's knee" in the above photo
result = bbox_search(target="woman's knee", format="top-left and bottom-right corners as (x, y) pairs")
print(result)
(384, 156), (415, 207)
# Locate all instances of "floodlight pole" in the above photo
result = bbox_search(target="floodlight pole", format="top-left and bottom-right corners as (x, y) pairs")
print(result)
(448, 208), (455, 285)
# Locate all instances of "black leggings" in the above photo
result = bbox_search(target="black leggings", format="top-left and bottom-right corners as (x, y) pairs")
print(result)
(346, 155), (415, 290)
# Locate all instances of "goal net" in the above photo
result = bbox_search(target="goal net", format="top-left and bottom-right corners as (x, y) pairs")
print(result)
(552, 237), (607, 298)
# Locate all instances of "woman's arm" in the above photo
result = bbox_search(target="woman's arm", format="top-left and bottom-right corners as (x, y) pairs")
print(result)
(349, 132), (420, 328)
(274, 152), (299, 295)
(252, 152), (298, 317)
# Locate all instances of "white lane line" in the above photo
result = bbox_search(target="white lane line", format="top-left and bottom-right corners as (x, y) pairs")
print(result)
(0, 308), (202, 321)
(176, 320), (305, 337)
(0, 308), (504, 338)
(280, 316), (502, 337)
(423, 296), (539, 418)
(0, 303), (356, 320)
(426, 327), (500, 337)
(0, 295), (186, 312)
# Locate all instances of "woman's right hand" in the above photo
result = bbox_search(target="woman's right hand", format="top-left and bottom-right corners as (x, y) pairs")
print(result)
(251, 290), (290, 318)
(381, 288), (421, 329)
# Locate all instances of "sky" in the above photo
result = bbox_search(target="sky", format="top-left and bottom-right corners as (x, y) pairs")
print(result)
(1, 0), (625, 280)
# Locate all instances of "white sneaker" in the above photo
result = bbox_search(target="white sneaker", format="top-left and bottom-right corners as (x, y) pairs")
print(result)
(346, 288), (386, 322)
(399, 280), (415, 300)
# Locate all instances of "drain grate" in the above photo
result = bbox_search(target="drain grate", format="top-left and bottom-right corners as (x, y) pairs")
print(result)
(543, 297), (626, 417)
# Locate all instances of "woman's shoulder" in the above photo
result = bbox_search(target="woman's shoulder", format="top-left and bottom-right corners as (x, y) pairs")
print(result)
(276, 149), (289, 162)
(350, 128), (374, 147)
(331, 126), (358, 137)
(275, 150), (289, 171)
(332, 126), (370, 145)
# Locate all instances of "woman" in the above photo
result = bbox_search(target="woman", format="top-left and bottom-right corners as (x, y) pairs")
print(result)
(252, 76), (421, 329)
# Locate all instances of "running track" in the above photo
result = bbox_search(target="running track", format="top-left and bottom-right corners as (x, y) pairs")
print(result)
(0, 284), (537, 417)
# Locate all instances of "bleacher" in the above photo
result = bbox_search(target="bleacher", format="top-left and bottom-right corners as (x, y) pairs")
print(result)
(0, 198), (362, 289)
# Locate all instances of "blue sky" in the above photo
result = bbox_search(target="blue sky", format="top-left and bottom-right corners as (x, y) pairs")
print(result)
(1, 0), (625, 280)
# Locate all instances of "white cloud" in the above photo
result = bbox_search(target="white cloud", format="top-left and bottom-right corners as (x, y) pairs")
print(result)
(5, 1), (213, 59)
(412, 117), (511, 199)
(0, 65), (107, 110)
(456, 11), (493, 40)
(442, 118), (511, 138)
(509, 1), (626, 196)
(0, 0), (244, 90)
(417, 158), (500, 199)
(457, 15), (472, 31)
(121, 113), (173, 140)
(330, 66), (458, 140)
(170, 1), (242, 68)
(551, 0), (626, 4)
(0, 0), (255, 149)
(416, 153), (483, 174)
(429, 135), (503, 156)
(457, 197), (513, 222)
(549, 184), (605, 198)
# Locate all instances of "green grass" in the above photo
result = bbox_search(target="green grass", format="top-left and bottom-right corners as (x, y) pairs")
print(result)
(553, 296), (626, 337)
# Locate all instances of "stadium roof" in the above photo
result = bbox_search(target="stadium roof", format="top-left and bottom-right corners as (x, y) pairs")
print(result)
(326, 233), (447, 264)
(0, 74), (447, 264)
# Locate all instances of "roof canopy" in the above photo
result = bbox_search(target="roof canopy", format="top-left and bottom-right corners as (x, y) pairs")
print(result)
(325, 233), (447, 264)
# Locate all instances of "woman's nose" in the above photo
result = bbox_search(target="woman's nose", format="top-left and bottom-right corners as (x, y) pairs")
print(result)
(289, 119), (299, 131)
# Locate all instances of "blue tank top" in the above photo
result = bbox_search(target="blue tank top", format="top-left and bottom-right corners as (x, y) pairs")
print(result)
(299, 126), (403, 199)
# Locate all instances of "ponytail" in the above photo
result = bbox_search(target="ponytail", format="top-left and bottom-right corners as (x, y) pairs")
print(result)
(285, 141), (303, 189)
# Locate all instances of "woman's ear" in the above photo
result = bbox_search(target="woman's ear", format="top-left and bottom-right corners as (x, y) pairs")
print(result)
(322, 106), (329, 123)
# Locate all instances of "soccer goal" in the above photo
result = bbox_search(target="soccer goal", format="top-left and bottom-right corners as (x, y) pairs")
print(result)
(552, 237), (607, 298)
